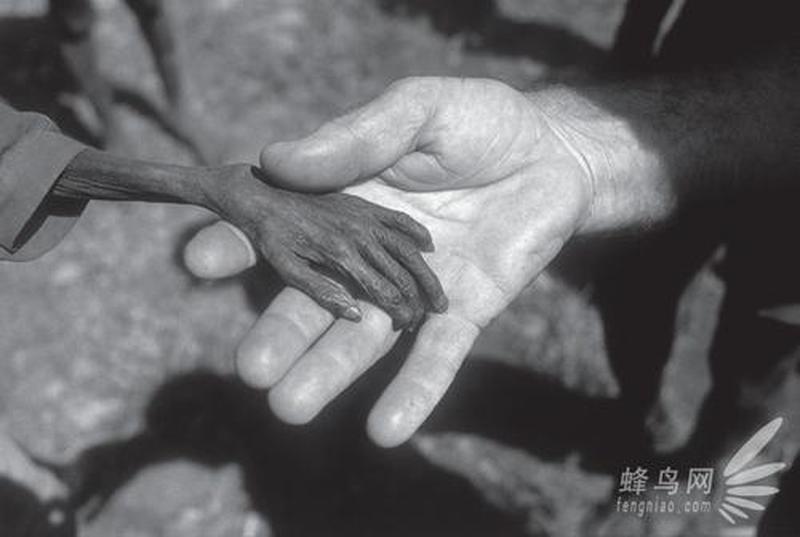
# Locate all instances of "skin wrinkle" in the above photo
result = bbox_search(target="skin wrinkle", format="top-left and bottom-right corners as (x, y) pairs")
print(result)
(330, 118), (373, 183)
(414, 86), (542, 192)
(432, 248), (506, 326)
(405, 76), (448, 153)
(275, 307), (395, 418)
(533, 96), (598, 213)
(236, 290), (336, 387)
(337, 79), (436, 185)
(482, 121), (536, 183)
(264, 308), (324, 346)
(468, 98), (538, 185)
(382, 153), (439, 190)
(226, 185), (444, 325)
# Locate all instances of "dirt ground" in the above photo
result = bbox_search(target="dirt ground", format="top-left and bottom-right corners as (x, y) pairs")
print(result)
(1, 1), (798, 536)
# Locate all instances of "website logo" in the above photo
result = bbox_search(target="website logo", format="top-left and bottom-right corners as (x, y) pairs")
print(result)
(614, 417), (787, 525)
(717, 417), (786, 525)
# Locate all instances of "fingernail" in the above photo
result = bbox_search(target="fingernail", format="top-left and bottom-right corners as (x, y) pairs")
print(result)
(342, 305), (363, 322)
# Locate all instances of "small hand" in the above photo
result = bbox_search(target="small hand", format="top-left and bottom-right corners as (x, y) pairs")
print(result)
(195, 165), (447, 329)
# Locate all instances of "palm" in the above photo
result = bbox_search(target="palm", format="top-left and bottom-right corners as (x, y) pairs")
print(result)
(349, 149), (589, 329)
(347, 79), (592, 328)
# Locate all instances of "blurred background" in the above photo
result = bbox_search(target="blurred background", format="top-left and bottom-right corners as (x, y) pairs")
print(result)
(1, 0), (797, 536)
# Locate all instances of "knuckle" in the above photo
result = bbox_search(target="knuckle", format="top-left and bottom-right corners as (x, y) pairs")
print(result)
(387, 77), (419, 95)
(313, 283), (345, 306)
(393, 310), (414, 330)
(357, 237), (384, 260)
(327, 238), (352, 259)
(399, 305), (416, 324)
(396, 241), (419, 259)
(350, 226), (376, 245)
(395, 212), (417, 228)
(370, 226), (393, 244)
(393, 273), (417, 297)
(377, 285), (403, 305)
(388, 76), (437, 98)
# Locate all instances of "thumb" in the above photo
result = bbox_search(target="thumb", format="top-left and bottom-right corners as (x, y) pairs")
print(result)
(260, 78), (441, 192)
(183, 221), (257, 279)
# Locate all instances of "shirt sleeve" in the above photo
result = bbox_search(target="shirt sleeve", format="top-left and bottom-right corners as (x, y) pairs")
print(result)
(0, 103), (88, 261)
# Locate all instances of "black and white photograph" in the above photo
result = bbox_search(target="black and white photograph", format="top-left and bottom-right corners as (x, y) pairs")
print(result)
(1, 0), (798, 536)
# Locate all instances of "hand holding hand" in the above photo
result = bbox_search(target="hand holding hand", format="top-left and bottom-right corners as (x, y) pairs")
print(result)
(186, 78), (603, 446)
(194, 164), (447, 328)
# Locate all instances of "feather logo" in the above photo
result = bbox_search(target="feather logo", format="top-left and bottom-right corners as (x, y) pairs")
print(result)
(718, 417), (786, 525)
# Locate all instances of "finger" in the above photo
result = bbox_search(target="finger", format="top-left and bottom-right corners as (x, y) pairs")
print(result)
(361, 245), (425, 327)
(367, 314), (480, 447)
(378, 209), (435, 252)
(236, 288), (334, 389)
(268, 303), (400, 424)
(384, 240), (448, 313)
(259, 78), (441, 191)
(183, 220), (257, 279)
(337, 251), (416, 330)
(278, 257), (363, 322)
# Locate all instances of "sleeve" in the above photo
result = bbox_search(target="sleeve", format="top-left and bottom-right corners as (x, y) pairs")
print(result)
(0, 103), (88, 261)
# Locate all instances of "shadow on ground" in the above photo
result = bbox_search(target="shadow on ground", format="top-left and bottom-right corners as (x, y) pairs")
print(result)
(0, 478), (74, 537)
(49, 361), (532, 537)
(425, 358), (646, 472)
(15, 234), (644, 537)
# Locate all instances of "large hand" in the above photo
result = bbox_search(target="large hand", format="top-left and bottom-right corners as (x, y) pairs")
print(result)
(186, 78), (601, 446)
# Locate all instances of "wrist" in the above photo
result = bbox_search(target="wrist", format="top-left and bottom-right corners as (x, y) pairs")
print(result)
(56, 148), (216, 207)
(529, 85), (675, 234)
(200, 164), (276, 233)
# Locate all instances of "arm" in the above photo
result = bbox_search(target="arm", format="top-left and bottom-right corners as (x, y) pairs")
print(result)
(539, 45), (800, 233)
(50, 149), (446, 328)
(184, 49), (800, 446)
(52, 148), (210, 205)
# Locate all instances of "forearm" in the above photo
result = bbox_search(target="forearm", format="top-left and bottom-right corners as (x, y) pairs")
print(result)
(52, 148), (214, 207)
(531, 46), (800, 233)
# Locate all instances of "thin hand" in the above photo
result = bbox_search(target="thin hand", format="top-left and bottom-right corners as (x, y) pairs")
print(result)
(52, 150), (447, 328)
(197, 165), (447, 328)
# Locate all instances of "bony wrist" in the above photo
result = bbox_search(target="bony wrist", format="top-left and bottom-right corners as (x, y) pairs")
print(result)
(528, 84), (664, 234)
(197, 164), (248, 215)
(199, 164), (280, 245)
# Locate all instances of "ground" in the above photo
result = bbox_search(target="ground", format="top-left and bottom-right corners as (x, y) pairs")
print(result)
(0, 1), (797, 536)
